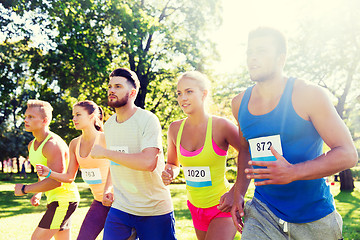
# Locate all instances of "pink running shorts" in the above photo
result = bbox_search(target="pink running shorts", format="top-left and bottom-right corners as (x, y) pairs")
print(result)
(187, 200), (232, 231)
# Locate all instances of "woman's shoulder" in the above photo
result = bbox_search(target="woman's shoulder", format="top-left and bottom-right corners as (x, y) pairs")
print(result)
(168, 119), (186, 137)
(169, 119), (185, 128)
(69, 136), (81, 151)
(70, 136), (81, 145)
(212, 115), (233, 126)
(212, 115), (237, 133)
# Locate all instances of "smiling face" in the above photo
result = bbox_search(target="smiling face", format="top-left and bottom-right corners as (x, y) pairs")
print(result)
(176, 77), (207, 115)
(246, 36), (285, 82)
(72, 105), (94, 130)
(24, 107), (47, 132)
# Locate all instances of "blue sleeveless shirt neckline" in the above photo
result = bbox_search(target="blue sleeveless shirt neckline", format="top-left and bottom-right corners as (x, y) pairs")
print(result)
(238, 77), (334, 223)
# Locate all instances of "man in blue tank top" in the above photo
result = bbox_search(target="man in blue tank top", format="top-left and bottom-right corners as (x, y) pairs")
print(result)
(226, 27), (357, 239)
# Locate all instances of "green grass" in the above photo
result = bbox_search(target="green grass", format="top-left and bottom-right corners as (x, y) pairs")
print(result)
(351, 165), (360, 181)
(0, 174), (359, 239)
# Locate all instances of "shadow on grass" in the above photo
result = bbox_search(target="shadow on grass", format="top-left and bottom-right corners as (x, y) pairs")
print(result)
(334, 190), (360, 220)
(1, 173), (39, 184)
(0, 190), (47, 217)
(0, 190), (95, 218)
(170, 186), (192, 221)
(78, 187), (95, 208)
(0, 175), (98, 218)
(174, 208), (192, 220)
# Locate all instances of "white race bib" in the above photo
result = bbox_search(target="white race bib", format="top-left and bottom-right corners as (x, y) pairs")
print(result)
(81, 168), (102, 184)
(248, 135), (283, 161)
(183, 166), (212, 188)
(109, 146), (129, 166)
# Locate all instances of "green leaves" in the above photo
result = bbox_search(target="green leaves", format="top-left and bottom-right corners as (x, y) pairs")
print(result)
(1, 0), (222, 152)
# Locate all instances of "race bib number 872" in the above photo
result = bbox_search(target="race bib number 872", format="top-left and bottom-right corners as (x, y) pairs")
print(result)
(248, 135), (283, 161)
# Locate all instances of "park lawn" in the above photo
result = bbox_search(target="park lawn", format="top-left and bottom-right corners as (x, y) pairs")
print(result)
(0, 174), (359, 240)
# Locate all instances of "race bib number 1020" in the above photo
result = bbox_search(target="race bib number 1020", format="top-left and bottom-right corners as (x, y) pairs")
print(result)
(248, 135), (283, 161)
(183, 166), (212, 188)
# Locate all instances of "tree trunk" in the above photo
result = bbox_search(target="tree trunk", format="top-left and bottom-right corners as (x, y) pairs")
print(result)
(16, 157), (20, 173)
(135, 87), (146, 109)
(134, 72), (149, 109)
(339, 169), (355, 192)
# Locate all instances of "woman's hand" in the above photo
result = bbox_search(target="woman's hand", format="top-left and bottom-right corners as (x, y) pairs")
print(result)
(161, 166), (174, 186)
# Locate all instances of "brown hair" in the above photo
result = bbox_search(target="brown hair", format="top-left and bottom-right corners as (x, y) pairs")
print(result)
(248, 27), (287, 55)
(74, 100), (104, 131)
(109, 68), (141, 91)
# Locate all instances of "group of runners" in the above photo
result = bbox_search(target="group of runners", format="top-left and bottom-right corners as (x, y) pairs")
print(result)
(14, 27), (357, 240)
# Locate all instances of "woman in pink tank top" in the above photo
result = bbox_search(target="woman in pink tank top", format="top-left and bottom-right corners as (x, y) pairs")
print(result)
(36, 101), (118, 240)
(162, 71), (241, 240)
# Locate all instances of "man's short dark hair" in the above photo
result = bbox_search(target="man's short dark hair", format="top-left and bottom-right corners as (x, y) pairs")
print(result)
(109, 68), (141, 91)
(248, 27), (287, 55)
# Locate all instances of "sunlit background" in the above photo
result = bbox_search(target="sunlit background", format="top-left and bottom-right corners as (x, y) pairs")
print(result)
(0, 0), (359, 151)
(214, 0), (345, 72)
(0, 1), (359, 239)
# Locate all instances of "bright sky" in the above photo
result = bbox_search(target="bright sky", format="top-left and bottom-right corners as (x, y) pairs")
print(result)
(214, 0), (343, 72)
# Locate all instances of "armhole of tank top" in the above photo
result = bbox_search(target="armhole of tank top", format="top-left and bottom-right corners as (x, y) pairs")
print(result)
(204, 116), (212, 146)
(208, 117), (228, 156)
(30, 139), (35, 151)
(238, 87), (251, 120)
(280, 77), (295, 102)
(39, 133), (52, 151)
(33, 133), (52, 161)
(288, 77), (296, 99)
(212, 139), (227, 156)
(176, 119), (187, 153)
(273, 77), (296, 115)
(75, 136), (82, 159)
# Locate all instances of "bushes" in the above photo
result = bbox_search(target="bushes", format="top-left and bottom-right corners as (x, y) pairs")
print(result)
(351, 165), (360, 181)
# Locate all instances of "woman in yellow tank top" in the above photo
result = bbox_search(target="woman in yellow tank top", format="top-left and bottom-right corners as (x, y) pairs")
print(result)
(162, 71), (241, 240)
(36, 100), (117, 240)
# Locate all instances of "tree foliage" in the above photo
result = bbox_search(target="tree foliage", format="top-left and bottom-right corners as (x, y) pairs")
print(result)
(0, 0), (221, 160)
(285, 1), (360, 190)
(285, 1), (360, 145)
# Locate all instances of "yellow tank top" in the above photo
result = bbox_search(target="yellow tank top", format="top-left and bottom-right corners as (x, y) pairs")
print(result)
(29, 132), (80, 203)
(76, 133), (110, 202)
(176, 117), (230, 208)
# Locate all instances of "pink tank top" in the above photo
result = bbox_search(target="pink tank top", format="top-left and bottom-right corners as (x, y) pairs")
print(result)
(180, 139), (227, 157)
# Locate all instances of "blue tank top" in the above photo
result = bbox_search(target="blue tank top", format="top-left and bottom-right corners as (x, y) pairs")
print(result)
(238, 77), (334, 223)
